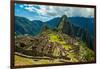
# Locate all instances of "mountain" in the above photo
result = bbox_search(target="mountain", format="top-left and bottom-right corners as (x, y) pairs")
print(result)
(31, 20), (45, 35)
(14, 15), (95, 50)
(15, 16), (44, 36)
(46, 16), (94, 37)
(15, 16), (94, 37)
(46, 15), (94, 50)
(68, 17), (94, 36)
(15, 16), (32, 35)
(15, 15), (95, 63)
(46, 17), (61, 29)
(46, 16), (94, 50)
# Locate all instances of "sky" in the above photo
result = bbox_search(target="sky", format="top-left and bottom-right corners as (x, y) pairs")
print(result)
(15, 3), (94, 22)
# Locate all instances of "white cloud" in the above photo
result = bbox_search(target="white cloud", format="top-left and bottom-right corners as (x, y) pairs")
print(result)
(19, 5), (24, 8)
(18, 4), (94, 21)
(24, 7), (33, 12)
(42, 6), (94, 18)
(70, 7), (94, 17)
(24, 6), (39, 13)
(19, 4), (94, 18)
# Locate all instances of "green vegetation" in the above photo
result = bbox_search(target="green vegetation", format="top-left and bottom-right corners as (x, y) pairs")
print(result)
(15, 55), (33, 66)
(15, 55), (68, 66)
(79, 42), (95, 62)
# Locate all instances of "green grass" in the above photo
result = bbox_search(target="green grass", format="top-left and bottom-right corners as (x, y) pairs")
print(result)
(15, 55), (68, 66)
(15, 55), (33, 66)
(49, 32), (72, 50)
(48, 32), (79, 62)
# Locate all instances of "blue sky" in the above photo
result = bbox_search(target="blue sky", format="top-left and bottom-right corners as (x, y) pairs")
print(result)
(15, 3), (94, 22)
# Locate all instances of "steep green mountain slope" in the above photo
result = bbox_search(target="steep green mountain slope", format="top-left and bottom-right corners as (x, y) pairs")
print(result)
(15, 15), (94, 50)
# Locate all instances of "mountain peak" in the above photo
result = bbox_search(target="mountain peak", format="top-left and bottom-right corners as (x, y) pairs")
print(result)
(56, 15), (68, 32)
(61, 15), (68, 19)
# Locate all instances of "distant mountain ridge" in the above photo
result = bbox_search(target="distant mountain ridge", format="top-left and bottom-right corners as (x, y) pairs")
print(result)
(14, 16), (94, 50)
(15, 16), (45, 36)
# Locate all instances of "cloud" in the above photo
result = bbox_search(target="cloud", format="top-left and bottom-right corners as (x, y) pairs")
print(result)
(70, 7), (94, 17)
(24, 7), (34, 12)
(20, 4), (94, 18)
(15, 3), (94, 21)
(19, 5), (24, 8)
(42, 6), (94, 18)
